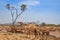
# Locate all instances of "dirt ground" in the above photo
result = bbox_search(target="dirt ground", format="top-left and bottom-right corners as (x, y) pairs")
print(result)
(0, 26), (60, 40)
(0, 31), (60, 40)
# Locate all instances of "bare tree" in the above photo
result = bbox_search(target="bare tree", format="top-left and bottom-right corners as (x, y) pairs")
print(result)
(6, 4), (26, 32)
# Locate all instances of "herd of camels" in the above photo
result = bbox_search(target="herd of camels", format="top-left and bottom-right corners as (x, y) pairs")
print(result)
(5, 22), (57, 37)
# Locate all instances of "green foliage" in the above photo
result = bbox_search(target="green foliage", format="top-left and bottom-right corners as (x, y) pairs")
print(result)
(6, 4), (10, 10)
(40, 22), (46, 26)
(21, 4), (26, 11)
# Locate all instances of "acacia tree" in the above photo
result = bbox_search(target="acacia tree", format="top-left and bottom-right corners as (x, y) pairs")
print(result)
(6, 4), (26, 32)
(40, 22), (46, 26)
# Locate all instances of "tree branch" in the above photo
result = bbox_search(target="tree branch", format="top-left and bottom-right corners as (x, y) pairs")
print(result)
(13, 11), (24, 25)
(11, 10), (14, 22)
(15, 8), (18, 16)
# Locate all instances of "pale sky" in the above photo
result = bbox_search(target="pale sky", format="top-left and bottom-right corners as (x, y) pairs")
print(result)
(0, 0), (60, 24)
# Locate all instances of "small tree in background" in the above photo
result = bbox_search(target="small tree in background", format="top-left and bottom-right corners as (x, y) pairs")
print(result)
(6, 4), (26, 32)
(40, 22), (46, 26)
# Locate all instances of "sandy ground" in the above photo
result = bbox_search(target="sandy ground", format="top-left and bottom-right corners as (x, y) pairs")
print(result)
(0, 31), (60, 40)
(50, 30), (60, 37)
(0, 26), (60, 40)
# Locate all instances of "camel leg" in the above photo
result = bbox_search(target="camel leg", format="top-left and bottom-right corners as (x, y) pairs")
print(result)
(26, 31), (30, 38)
(42, 32), (45, 35)
(46, 32), (49, 35)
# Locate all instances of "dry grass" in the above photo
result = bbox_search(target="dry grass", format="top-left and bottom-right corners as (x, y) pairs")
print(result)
(0, 26), (60, 40)
(0, 32), (59, 40)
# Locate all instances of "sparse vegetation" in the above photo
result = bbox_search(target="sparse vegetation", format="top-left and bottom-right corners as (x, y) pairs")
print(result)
(0, 22), (60, 40)
(0, 0), (60, 40)
(6, 3), (26, 32)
